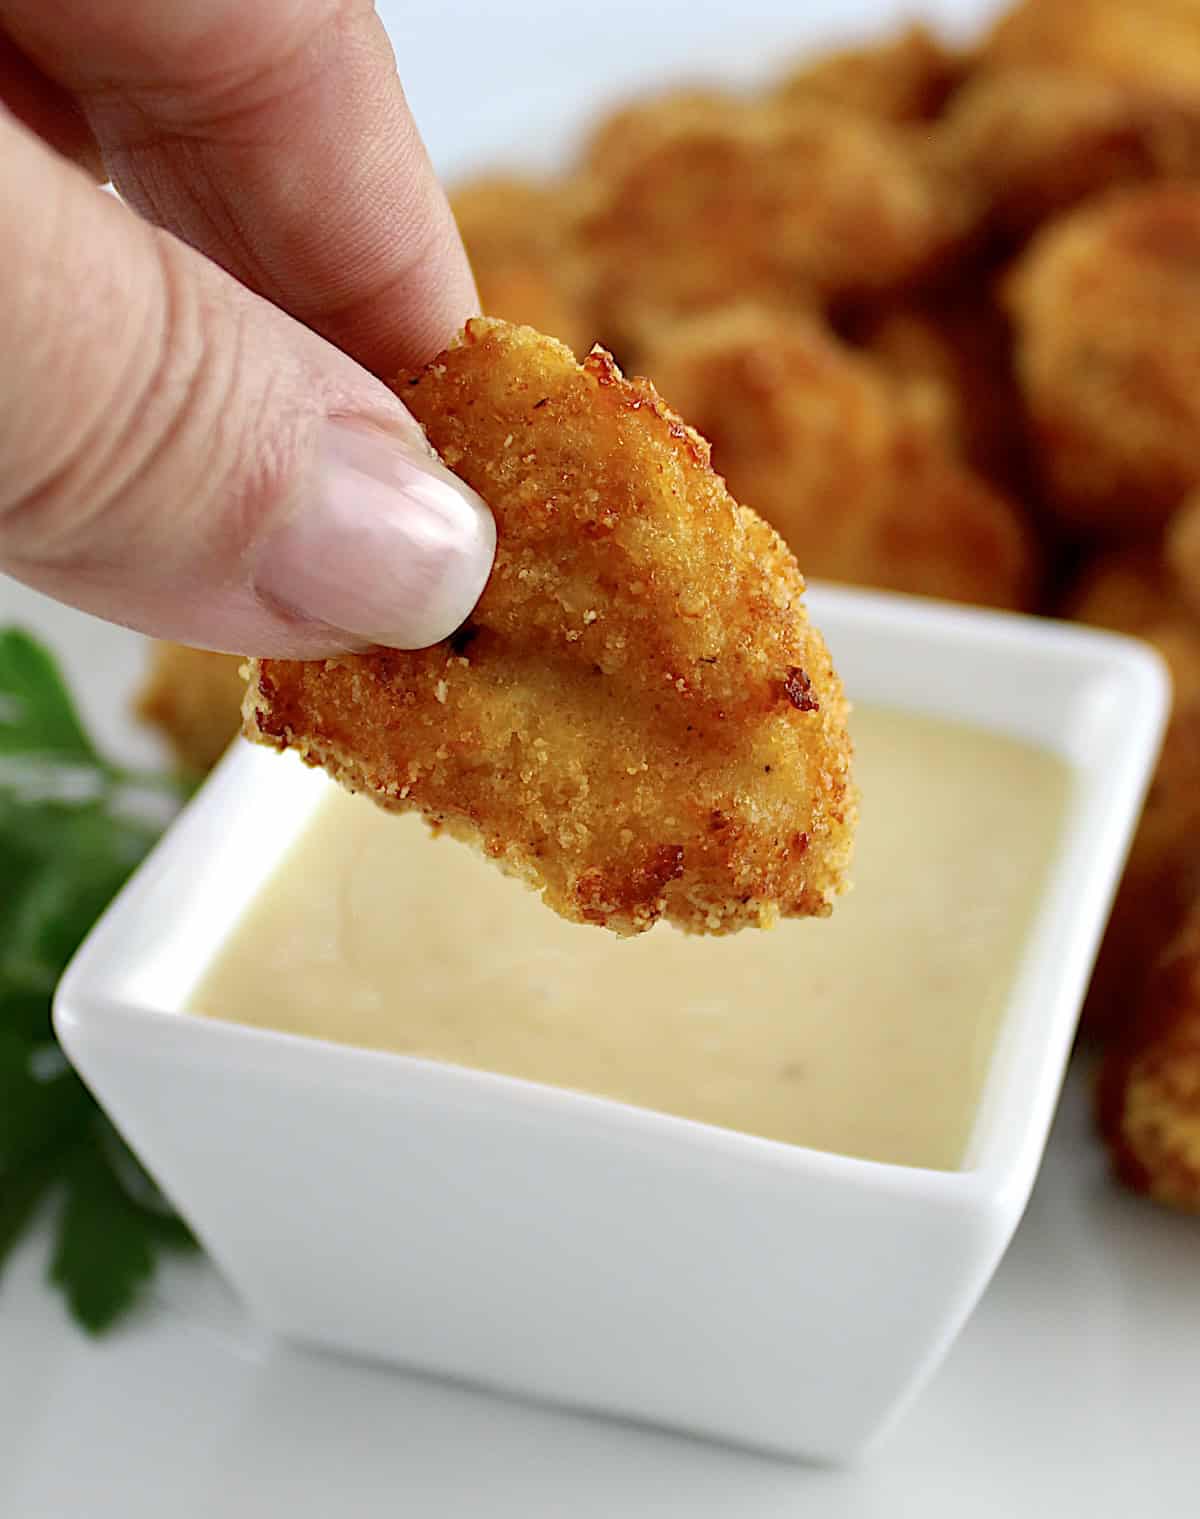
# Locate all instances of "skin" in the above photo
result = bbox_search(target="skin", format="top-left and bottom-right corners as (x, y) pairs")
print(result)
(0, 0), (490, 656)
(0, 0), (473, 373)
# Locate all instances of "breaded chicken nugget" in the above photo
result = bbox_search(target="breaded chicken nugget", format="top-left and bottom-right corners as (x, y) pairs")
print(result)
(640, 304), (1036, 609)
(860, 308), (965, 452)
(1007, 186), (1200, 534)
(940, 68), (1200, 237)
(450, 176), (591, 355)
(853, 290), (1032, 497)
(572, 97), (977, 356)
(1098, 897), (1200, 1211)
(983, 0), (1200, 100)
(1064, 549), (1200, 1038)
(244, 319), (856, 938)
(774, 24), (964, 123)
(136, 642), (245, 774)
(577, 88), (740, 179)
(1164, 489), (1200, 614)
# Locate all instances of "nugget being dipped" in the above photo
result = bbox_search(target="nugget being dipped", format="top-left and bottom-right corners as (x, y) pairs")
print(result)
(244, 319), (856, 937)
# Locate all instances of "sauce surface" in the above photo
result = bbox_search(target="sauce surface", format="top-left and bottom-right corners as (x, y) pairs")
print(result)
(191, 706), (1069, 1169)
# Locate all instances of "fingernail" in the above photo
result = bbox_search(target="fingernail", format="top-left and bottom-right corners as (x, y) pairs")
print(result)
(256, 415), (496, 649)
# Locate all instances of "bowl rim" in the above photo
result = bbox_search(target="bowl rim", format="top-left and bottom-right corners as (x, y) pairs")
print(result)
(55, 583), (1170, 1213)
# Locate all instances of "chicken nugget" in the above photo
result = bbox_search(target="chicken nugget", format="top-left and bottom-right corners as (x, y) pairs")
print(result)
(450, 176), (591, 354)
(1098, 896), (1200, 1211)
(244, 318), (856, 938)
(774, 24), (964, 123)
(859, 307), (965, 453)
(136, 642), (245, 774)
(940, 67), (1200, 238)
(853, 288), (1033, 497)
(640, 304), (1036, 609)
(1006, 186), (1200, 534)
(982, 0), (1200, 101)
(572, 97), (978, 356)
(577, 88), (740, 179)
(1164, 489), (1200, 615)
(1064, 548), (1200, 1038)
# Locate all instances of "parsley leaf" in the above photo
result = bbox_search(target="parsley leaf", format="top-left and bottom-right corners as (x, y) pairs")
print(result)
(0, 628), (103, 766)
(0, 1032), (91, 1170)
(51, 1138), (157, 1332)
(0, 626), (201, 1333)
(51, 1125), (198, 1334)
(0, 1152), (61, 1269)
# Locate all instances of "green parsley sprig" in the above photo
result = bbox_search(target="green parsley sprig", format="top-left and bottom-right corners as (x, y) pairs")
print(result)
(0, 627), (201, 1332)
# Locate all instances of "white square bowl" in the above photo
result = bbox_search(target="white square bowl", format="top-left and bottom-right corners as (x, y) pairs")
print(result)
(54, 586), (1166, 1463)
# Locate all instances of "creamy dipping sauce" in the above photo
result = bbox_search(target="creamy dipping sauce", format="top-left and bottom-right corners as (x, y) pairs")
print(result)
(191, 707), (1069, 1170)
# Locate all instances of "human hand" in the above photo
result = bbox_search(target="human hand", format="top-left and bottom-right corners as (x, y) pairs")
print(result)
(0, 0), (495, 656)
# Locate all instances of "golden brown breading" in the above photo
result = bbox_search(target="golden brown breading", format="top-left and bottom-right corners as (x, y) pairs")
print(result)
(244, 318), (856, 938)
(571, 96), (978, 356)
(939, 67), (1200, 237)
(774, 24), (964, 123)
(577, 88), (740, 179)
(982, 0), (1200, 100)
(639, 304), (1036, 609)
(1063, 549), (1200, 1039)
(450, 176), (592, 354)
(853, 289), (1033, 498)
(1098, 897), (1200, 1211)
(136, 642), (245, 774)
(1006, 186), (1200, 534)
(1165, 490), (1200, 614)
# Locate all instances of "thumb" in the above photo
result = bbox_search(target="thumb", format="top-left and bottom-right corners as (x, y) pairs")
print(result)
(0, 112), (494, 657)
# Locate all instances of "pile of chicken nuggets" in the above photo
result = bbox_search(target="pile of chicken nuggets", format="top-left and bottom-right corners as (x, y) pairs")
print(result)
(140, 0), (1200, 1211)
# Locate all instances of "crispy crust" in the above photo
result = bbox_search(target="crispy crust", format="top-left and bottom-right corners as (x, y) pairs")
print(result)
(244, 318), (855, 937)
(773, 24), (965, 123)
(852, 290), (1033, 499)
(1064, 548), (1200, 1038)
(640, 303), (1036, 609)
(1007, 186), (1200, 532)
(570, 96), (978, 354)
(982, 0), (1200, 99)
(1098, 898), (1200, 1210)
(939, 67), (1200, 238)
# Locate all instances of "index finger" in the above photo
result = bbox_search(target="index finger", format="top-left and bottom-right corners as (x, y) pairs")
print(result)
(1, 0), (477, 373)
